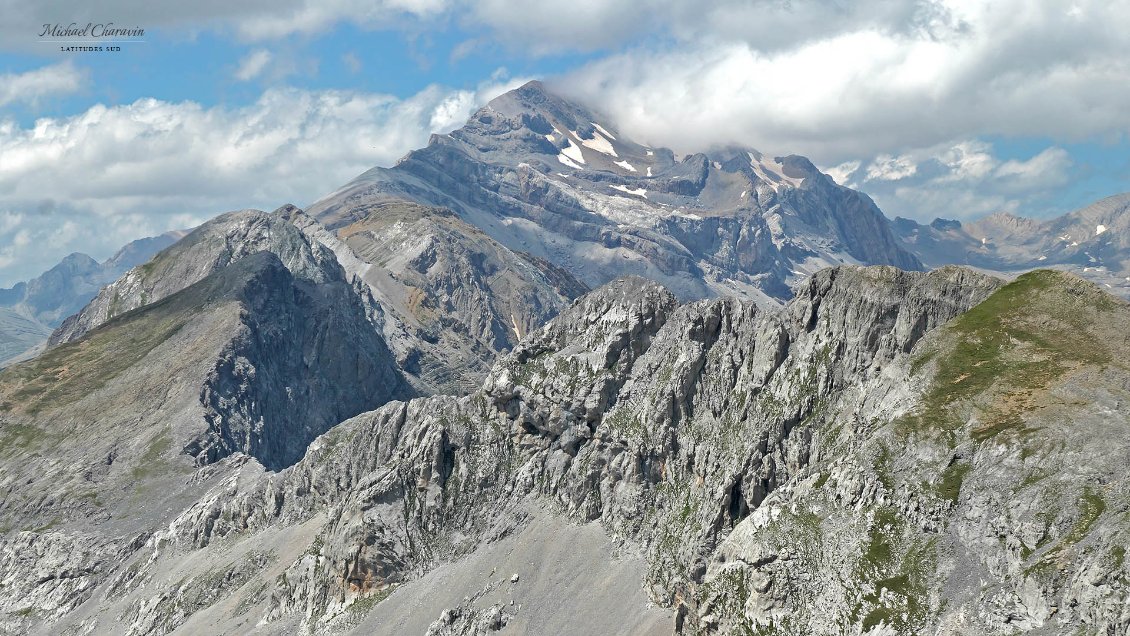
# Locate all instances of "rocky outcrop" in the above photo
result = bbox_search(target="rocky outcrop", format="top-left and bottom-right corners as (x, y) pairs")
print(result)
(0, 214), (415, 633)
(9, 264), (1130, 635)
(185, 251), (414, 470)
(35, 264), (1029, 634)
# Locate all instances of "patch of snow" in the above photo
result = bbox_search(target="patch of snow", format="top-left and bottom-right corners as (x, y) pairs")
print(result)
(746, 151), (803, 191)
(614, 160), (637, 172)
(591, 122), (616, 140)
(558, 138), (585, 167)
(646, 166), (652, 177)
(1097, 224), (1108, 235)
(1058, 235), (1070, 241)
(682, 213), (702, 220)
(1070, 241), (1079, 246)
(1038, 255), (1047, 261)
(713, 161), (722, 170)
(740, 190), (747, 198)
(545, 133), (555, 141)
(556, 172), (570, 177)
(646, 150), (654, 156)
(571, 129), (617, 157)
(557, 154), (584, 170)
(610, 185), (647, 198)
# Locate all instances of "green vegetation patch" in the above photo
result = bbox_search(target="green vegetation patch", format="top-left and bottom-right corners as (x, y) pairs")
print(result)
(936, 462), (972, 505)
(0, 313), (187, 415)
(899, 270), (1118, 440)
(131, 431), (172, 480)
(855, 506), (937, 633)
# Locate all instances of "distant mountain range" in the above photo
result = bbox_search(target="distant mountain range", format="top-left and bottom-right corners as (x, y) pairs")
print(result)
(892, 193), (1130, 294)
(0, 230), (186, 365)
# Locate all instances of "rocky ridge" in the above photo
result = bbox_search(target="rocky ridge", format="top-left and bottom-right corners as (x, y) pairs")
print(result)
(22, 264), (1126, 635)
(0, 212), (416, 634)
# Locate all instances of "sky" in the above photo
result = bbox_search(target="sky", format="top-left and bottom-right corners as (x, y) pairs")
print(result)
(1, 0), (1128, 285)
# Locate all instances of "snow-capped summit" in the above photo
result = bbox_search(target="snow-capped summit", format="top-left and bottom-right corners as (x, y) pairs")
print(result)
(309, 80), (921, 303)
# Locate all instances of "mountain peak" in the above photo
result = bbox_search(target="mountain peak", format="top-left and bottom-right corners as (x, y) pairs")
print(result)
(310, 84), (921, 303)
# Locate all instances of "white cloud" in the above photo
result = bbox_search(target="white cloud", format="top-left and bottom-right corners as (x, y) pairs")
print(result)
(995, 147), (1073, 193)
(0, 74), (525, 285)
(234, 49), (273, 81)
(824, 160), (860, 186)
(866, 155), (918, 182)
(0, 61), (86, 107)
(556, 0), (1130, 163)
(834, 139), (1075, 222)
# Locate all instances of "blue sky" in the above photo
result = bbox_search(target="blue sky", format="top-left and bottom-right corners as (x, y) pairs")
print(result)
(1, 0), (1128, 284)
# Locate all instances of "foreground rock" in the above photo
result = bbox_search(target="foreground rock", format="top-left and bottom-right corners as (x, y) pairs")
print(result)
(6, 265), (1130, 635)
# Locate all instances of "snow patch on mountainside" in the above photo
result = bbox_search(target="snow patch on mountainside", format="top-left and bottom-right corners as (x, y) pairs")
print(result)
(558, 154), (584, 170)
(611, 185), (647, 198)
(591, 122), (616, 140)
(573, 129), (617, 157)
(614, 160), (637, 172)
(748, 151), (804, 191)
(559, 138), (586, 168)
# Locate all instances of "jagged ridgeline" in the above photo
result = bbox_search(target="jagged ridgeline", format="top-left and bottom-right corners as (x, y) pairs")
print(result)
(5, 250), (1129, 633)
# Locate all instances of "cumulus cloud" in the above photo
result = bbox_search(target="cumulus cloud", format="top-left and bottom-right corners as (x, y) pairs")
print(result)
(0, 61), (86, 107)
(0, 74), (525, 285)
(8, 0), (1129, 164)
(560, 0), (1130, 162)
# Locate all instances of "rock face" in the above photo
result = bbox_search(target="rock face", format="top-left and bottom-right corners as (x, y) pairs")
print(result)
(308, 81), (922, 304)
(281, 202), (586, 395)
(49, 210), (338, 346)
(894, 192), (1130, 297)
(21, 262), (1130, 636)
